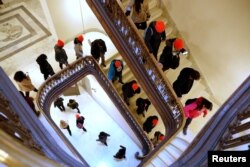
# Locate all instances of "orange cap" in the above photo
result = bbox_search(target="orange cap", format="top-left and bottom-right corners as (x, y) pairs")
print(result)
(132, 83), (139, 91)
(173, 38), (184, 51)
(115, 60), (121, 67)
(155, 21), (165, 33)
(159, 135), (164, 141)
(77, 34), (84, 42)
(76, 114), (80, 119)
(152, 119), (158, 126)
(57, 39), (64, 47)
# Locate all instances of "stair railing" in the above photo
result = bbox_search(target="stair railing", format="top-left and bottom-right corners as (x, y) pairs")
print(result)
(37, 56), (152, 159)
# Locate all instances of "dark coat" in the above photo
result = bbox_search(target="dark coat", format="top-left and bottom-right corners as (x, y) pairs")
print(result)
(122, 80), (138, 98)
(136, 98), (151, 115)
(114, 145), (126, 159)
(159, 38), (180, 71)
(91, 39), (107, 60)
(144, 21), (166, 59)
(67, 100), (79, 109)
(36, 54), (55, 76)
(76, 116), (85, 126)
(54, 45), (68, 64)
(54, 97), (64, 107)
(143, 115), (158, 133)
(173, 67), (196, 98)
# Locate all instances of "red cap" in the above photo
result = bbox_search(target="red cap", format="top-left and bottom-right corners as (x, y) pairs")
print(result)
(155, 21), (165, 33)
(57, 39), (64, 47)
(159, 135), (164, 141)
(115, 60), (121, 67)
(77, 34), (84, 42)
(76, 114), (80, 119)
(152, 119), (158, 126)
(173, 38), (184, 51)
(132, 83), (139, 91)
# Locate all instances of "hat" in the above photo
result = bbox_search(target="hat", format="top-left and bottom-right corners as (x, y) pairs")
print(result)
(159, 135), (164, 141)
(115, 60), (121, 68)
(57, 39), (64, 47)
(155, 21), (165, 33)
(76, 114), (81, 119)
(152, 119), (158, 126)
(173, 38), (184, 51)
(77, 34), (84, 42)
(132, 83), (139, 91)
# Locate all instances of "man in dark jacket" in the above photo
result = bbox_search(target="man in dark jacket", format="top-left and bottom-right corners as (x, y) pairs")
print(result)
(143, 115), (158, 134)
(113, 145), (126, 159)
(173, 67), (200, 98)
(144, 20), (166, 60)
(36, 54), (55, 80)
(122, 80), (141, 105)
(96, 131), (110, 146)
(54, 97), (65, 111)
(54, 39), (68, 69)
(91, 39), (107, 67)
(159, 38), (185, 71)
(107, 59), (124, 84)
(136, 97), (151, 117)
(67, 99), (80, 113)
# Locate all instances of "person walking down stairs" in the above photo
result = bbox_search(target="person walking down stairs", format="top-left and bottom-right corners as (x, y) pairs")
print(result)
(151, 131), (164, 147)
(54, 39), (69, 69)
(125, 0), (151, 30)
(108, 59), (124, 84)
(113, 145), (126, 159)
(173, 67), (200, 98)
(74, 34), (84, 59)
(135, 97), (151, 117)
(76, 114), (87, 132)
(54, 97), (65, 111)
(96, 131), (110, 146)
(143, 115), (158, 134)
(60, 120), (72, 136)
(182, 97), (213, 135)
(122, 80), (141, 105)
(13, 71), (38, 98)
(144, 20), (166, 60)
(36, 54), (55, 80)
(91, 39), (107, 67)
(67, 99), (81, 113)
(159, 38), (186, 72)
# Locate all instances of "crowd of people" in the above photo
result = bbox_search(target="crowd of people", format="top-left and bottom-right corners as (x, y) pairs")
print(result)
(11, 0), (214, 160)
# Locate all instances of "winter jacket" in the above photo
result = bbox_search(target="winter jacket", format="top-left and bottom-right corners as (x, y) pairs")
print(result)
(143, 115), (158, 133)
(159, 38), (180, 71)
(136, 98), (151, 114)
(16, 76), (35, 92)
(74, 43), (83, 59)
(67, 100), (79, 109)
(122, 80), (138, 98)
(91, 39), (107, 60)
(144, 21), (166, 58)
(54, 97), (64, 107)
(126, 0), (150, 23)
(36, 55), (55, 76)
(54, 45), (68, 64)
(108, 60), (124, 80)
(173, 67), (196, 98)
(184, 102), (208, 119)
(76, 116), (85, 126)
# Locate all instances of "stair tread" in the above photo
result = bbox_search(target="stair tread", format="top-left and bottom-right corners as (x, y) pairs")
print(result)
(158, 150), (173, 165)
(151, 156), (168, 167)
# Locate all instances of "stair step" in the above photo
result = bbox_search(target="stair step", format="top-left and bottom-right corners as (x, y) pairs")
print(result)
(151, 156), (168, 167)
(158, 149), (173, 165)
(165, 144), (181, 160)
(171, 137), (189, 151)
(146, 163), (155, 167)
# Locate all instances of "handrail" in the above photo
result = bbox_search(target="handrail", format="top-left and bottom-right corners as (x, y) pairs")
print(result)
(0, 67), (84, 167)
(36, 56), (152, 159)
(86, 0), (184, 161)
(171, 75), (250, 167)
